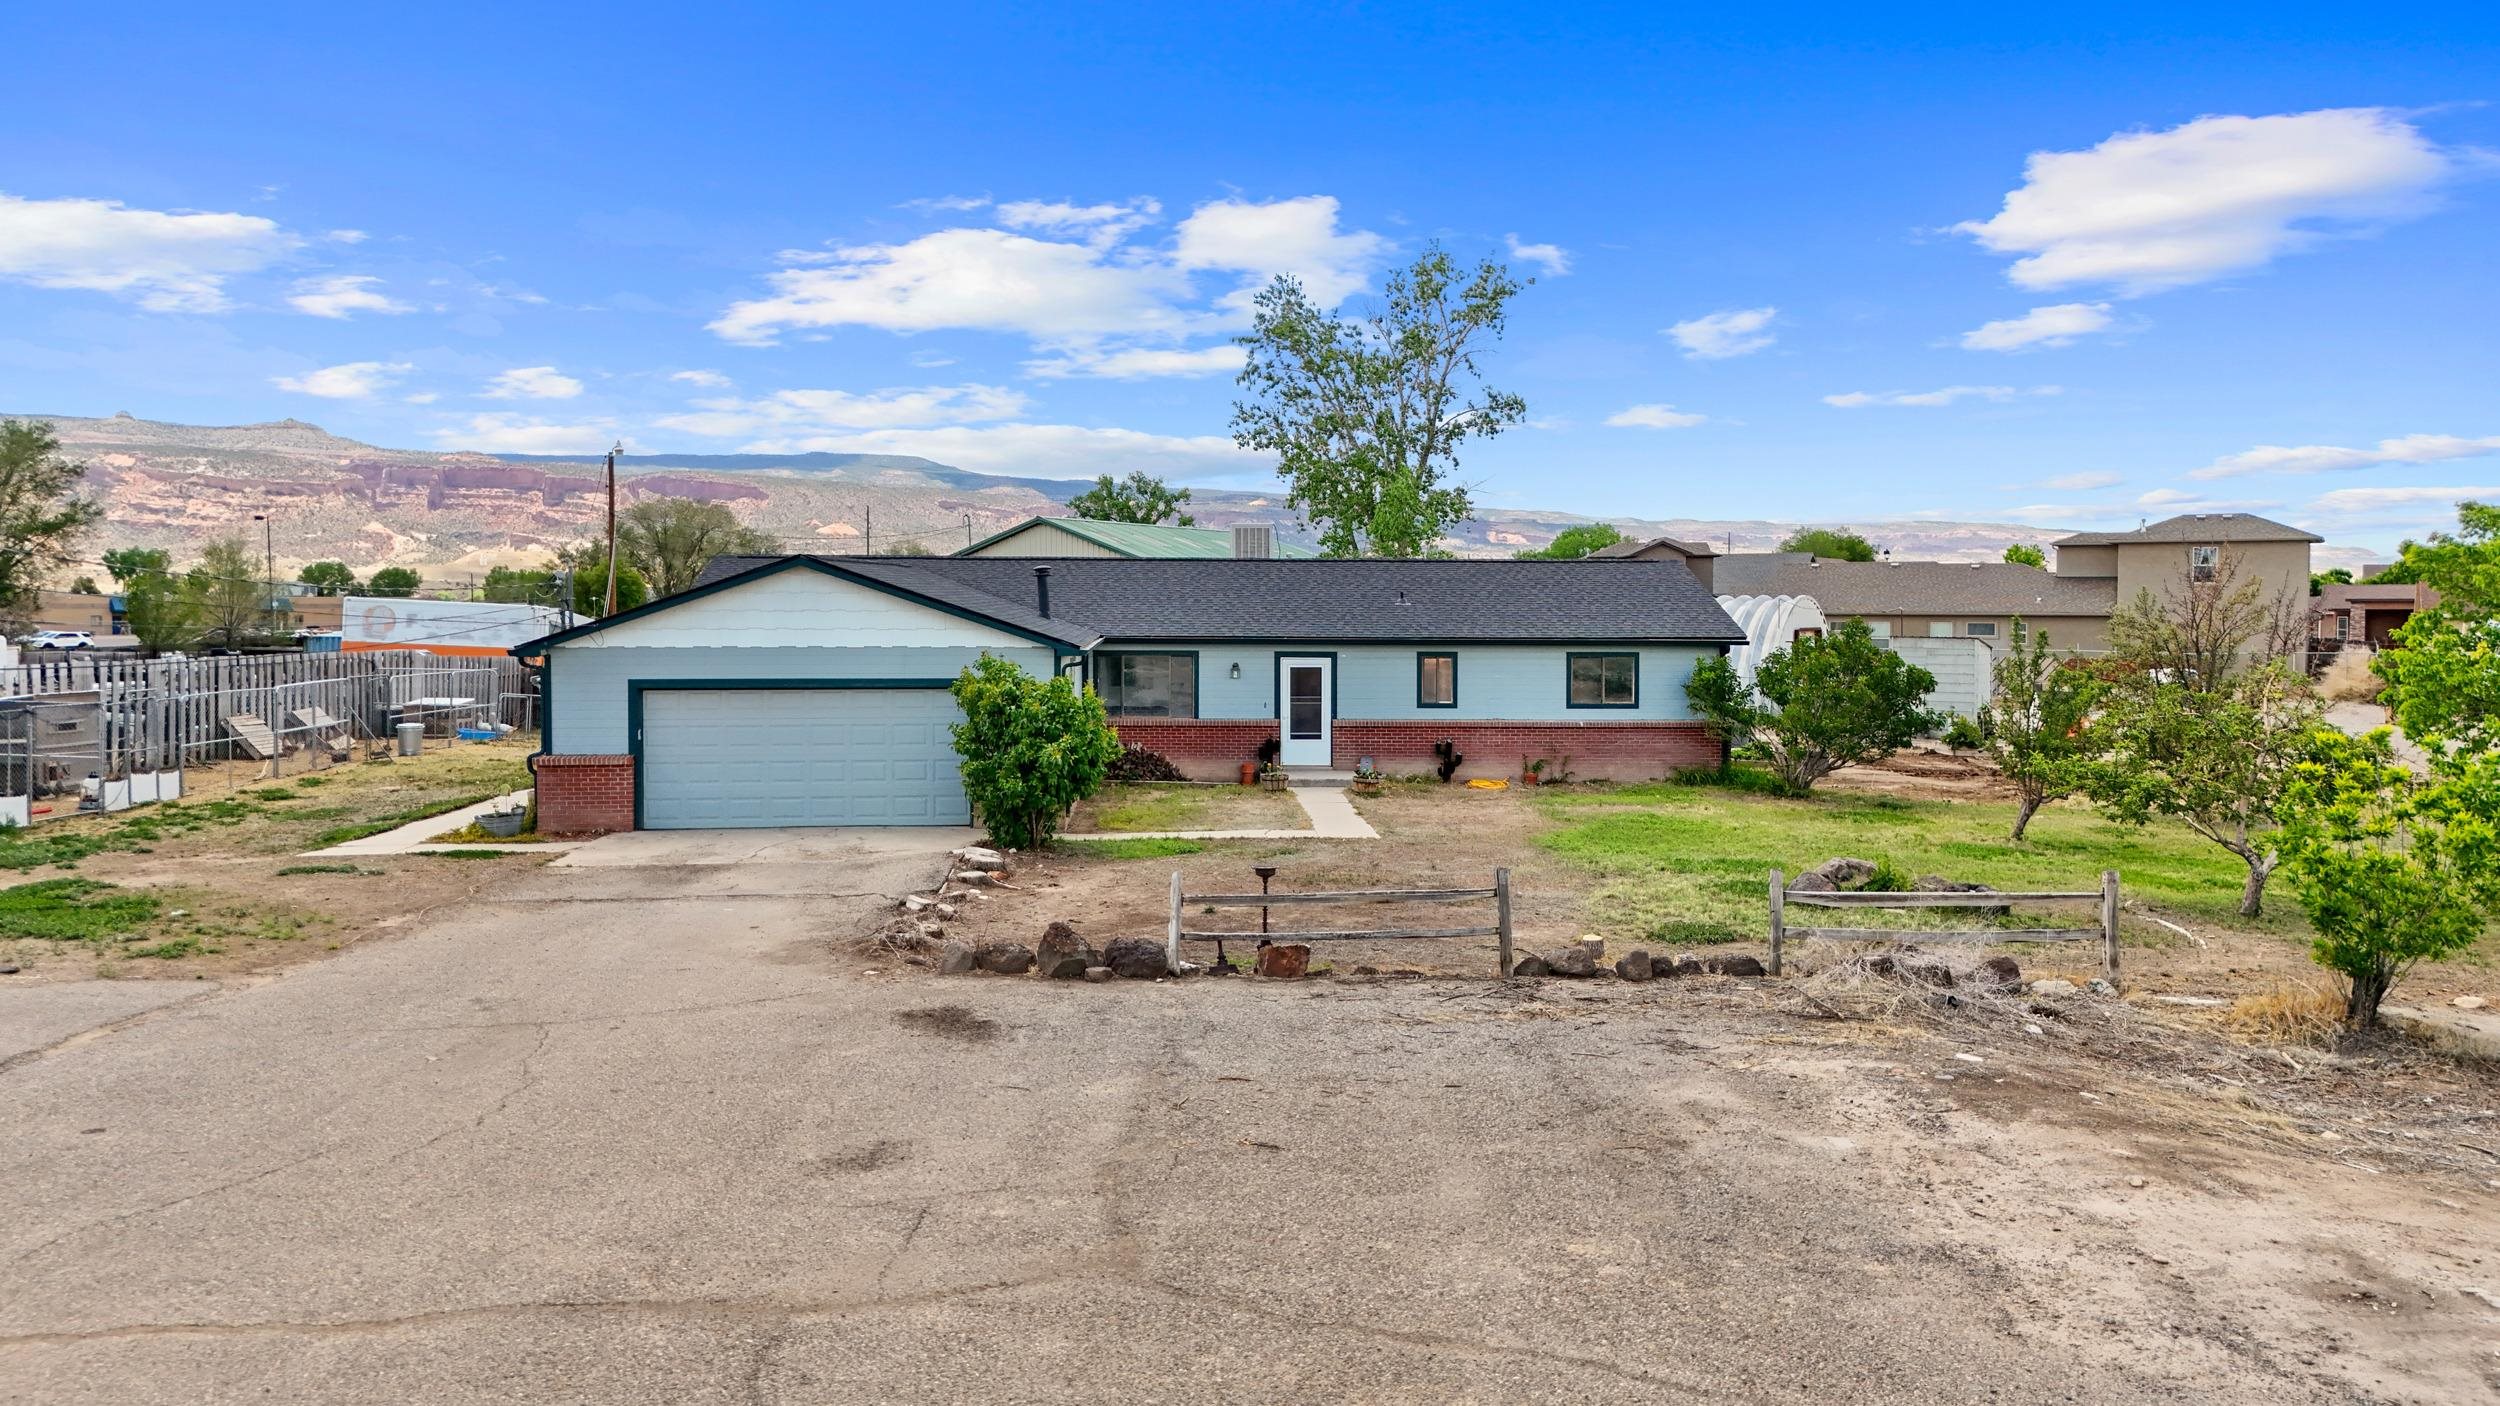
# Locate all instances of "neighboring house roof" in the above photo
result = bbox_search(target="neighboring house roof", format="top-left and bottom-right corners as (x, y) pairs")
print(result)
(2317, 581), (2440, 611)
(1588, 535), (1719, 560)
(2051, 512), (2323, 547)
(694, 554), (1747, 644)
(959, 516), (1317, 559)
(1710, 554), (2118, 618)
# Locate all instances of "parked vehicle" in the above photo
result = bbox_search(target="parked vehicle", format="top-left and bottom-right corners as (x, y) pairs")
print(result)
(21, 630), (94, 650)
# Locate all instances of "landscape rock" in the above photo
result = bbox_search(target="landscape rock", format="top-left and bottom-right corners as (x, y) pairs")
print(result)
(1041, 954), (1090, 980)
(1544, 944), (1598, 978)
(1786, 871), (1837, 893)
(2086, 978), (2118, 997)
(1036, 920), (1095, 970)
(1254, 943), (1312, 979)
(901, 894), (933, 913)
(2029, 977), (2080, 998)
(932, 902), (959, 920)
(1101, 936), (1169, 980)
(1866, 953), (1955, 988)
(2454, 995), (2488, 1011)
(1668, 957), (1705, 977)
(1082, 965), (1112, 983)
(936, 941), (977, 976)
(1509, 955), (1551, 978)
(1814, 857), (1877, 890)
(975, 941), (1035, 975)
(954, 846), (1007, 871)
(1701, 954), (1769, 977)
(1972, 955), (2024, 992)
(1914, 875), (2009, 917)
(1615, 949), (1654, 982)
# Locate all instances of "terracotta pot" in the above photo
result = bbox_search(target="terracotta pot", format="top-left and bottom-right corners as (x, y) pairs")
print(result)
(1239, 762), (1258, 787)
(1521, 772), (1540, 787)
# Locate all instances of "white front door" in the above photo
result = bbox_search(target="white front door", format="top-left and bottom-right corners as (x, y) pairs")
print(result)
(1278, 656), (1333, 768)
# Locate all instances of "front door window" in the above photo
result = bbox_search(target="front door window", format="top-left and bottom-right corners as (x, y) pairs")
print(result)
(1278, 657), (1332, 767)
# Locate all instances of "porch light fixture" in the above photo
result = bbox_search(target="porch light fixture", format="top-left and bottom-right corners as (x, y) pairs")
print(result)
(1229, 662), (1241, 679)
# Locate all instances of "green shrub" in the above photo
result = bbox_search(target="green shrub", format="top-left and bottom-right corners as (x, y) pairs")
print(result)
(950, 656), (1122, 850)
(1940, 715), (1985, 751)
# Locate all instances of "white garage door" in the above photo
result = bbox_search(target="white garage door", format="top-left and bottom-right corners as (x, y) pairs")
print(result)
(639, 687), (969, 829)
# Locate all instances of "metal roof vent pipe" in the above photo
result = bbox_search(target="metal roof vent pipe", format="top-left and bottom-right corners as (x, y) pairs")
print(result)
(1032, 564), (1051, 618)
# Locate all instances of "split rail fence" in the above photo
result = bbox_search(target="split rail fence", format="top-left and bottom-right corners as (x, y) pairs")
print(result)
(1768, 867), (2121, 986)
(1166, 867), (1515, 976)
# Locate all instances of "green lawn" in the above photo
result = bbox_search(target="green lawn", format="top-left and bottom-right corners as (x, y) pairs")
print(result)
(1066, 783), (1307, 835)
(1531, 774), (2302, 947)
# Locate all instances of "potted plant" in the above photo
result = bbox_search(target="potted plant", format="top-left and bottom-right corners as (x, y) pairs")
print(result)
(476, 803), (528, 838)
(1520, 755), (1546, 787)
(1350, 764), (1385, 797)
(1258, 761), (1290, 792)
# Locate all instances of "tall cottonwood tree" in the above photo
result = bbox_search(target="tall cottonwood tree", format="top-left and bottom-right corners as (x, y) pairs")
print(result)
(0, 420), (103, 629)
(1231, 245), (1528, 558)
(618, 498), (777, 597)
(1069, 472), (1193, 526)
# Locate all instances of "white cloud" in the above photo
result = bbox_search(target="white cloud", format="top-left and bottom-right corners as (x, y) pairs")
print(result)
(733, 424), (1264, 481)
(325, 229), (369, 245)
(2136, 487), (2278, 511)
(1824, 384), (2057, 409)
(900, 194), (991, 214)
(1605, 403), (1708, 429)
(655, 383), (1030, 438)
(1024, 344), (1245, 380)
(2042, 470), (2123, 491)
(995, 197), (1161, 245)
(1665, 306), (1776, 360)
(0, 192), (300, 311)
(433, 414), (622, 455)
(287, 274), (412, 319)
(1957, 108), (2460, 294)
(404, 391), (439, 405)
(2306, 485), (2500, 514)
(710, 195), (1386, 348)
(1505, 233), (1570, 276)
(2190, 432), (2500, 480)
(483, 365), (585, 400)
(269, 361), (411, 399)
(1959, 302), (2113, 351)
(670, 369), (732, 388)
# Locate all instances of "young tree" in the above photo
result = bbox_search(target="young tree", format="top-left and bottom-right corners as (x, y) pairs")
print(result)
(554, 544), (650, 617)
(1232, 244), (1528, 557)
(2364, 501), (2500, 611)
(1517, 523), (1626, 560)
(365, 566), (423, 598)
(2002, 543), (2047, 569)
(947, 656), (1122, 849)
(1685, 618), (1938, 795)
(617, 498), (777, 597)
(121, 570), (200, 650)
(69, 575), (100, 595)
(187, 537), (270, 644)
(296, 561), (358, 596)
(0, 420), (104, 629)
(2376, 613), (2500, 754)
(101, 546), (171, 587)
(1982, 620), (2099, 839)
(2276, 731), (2500, 1027)
(2309, 567), (2353, 596)
(1776, 527), (1876, 561)
(1068, 472), (1193, 526)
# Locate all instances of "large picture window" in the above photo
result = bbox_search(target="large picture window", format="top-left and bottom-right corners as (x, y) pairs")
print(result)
(1566, 652), (1638, 708)
(1416, 652), (1457, 708)
(1096, 652), (1199, 718)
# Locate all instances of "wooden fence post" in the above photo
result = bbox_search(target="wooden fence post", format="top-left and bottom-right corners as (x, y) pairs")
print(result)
(1494, 866), (1513, 977)
(1166, 869), (1184, 973)
(2100, 868), (2121, 988)
(1768, 867), (1786, 976)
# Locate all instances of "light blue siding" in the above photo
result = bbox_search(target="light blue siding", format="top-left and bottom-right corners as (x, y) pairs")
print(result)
(549, 644), (1055, 754)
(1093, 643), (1715, 722)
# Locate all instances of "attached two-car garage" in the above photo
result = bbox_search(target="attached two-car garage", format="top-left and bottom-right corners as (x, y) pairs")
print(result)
(637, 687), (970, 829)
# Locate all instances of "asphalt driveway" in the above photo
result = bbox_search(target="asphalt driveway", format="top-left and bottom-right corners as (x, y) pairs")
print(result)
(1, 829), (2485, 1403)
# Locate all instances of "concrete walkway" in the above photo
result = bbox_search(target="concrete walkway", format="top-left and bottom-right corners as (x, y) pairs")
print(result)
(303, 789), (585, 857)
(1062, 783), (1378, 843)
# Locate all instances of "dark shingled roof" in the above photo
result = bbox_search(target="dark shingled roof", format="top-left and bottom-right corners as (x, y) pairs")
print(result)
(1711, 554), (2118, 617)
(694, 554), (1747, 644)
(2052, 512), (2322, 547)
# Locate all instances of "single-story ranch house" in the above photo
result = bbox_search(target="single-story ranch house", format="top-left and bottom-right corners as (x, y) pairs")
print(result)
(517, 553), (1744, 832)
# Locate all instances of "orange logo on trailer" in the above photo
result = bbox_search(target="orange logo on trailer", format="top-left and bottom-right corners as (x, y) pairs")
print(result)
(359, 604), (400, 640)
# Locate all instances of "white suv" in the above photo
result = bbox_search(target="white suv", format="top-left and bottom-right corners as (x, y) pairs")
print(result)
(22, 630), (95, 650)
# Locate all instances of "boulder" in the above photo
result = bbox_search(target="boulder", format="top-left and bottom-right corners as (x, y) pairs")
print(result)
(1254, 943), (1312, 979)
(1544, 944), (1598, 978)
(1668, 957), (1706, 977)
(1101, 936), (1169, 980)
(1786, 871), (1837, 893)
(1913, 875), (2009, 917)
(954, 846), (1008, 871)
(1041, 954), (1090, 980)
(1615, 949), (1654, 982)
(1036, 920), (1095, 970)
(1510, 955), (1551, 978)
(2029, 977), (2080, 998)
(1972, 955), (2024, 992)
(1701, 953), (1769, 978)
(936, 941), (977, 976)
(2086, 978), (2118, 997)
(1814, 857), (1877, 890)
(1867, 953), (1955, 989)
(975, 941), (1035, 975)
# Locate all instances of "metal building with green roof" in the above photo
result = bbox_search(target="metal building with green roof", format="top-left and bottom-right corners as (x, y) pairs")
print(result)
(956, 516), (1315, 560)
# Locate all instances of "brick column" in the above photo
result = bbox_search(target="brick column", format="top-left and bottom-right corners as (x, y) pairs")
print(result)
(531, 754), (635, 834)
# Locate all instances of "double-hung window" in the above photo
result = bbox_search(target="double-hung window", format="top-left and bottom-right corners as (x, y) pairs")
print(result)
(2191, 545), (2220, 582)
(1416, 652), (1457, 708)
(1566, 652), (1638, 708)
(1095, 652), (1198, 718)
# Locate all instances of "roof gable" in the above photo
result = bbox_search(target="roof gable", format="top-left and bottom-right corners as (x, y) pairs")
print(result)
(961, 516), (1316, 559)
(2052, 512), (2323, 547)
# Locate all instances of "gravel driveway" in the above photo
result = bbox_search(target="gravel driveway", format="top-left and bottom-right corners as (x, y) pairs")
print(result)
(3, 834), (2491, 1403)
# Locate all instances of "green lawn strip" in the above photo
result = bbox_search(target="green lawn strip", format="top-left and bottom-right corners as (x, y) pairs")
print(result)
(1055, 836), (1208, 859)
(0, 797), (268, 873)
(1531, 781), (2302, 946)
(0, 878), (163, 940)
(1071, 783), (1306, 835)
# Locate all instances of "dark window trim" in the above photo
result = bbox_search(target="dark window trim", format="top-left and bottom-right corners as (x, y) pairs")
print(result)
(1565, 651), (1640, 710)
(1415, 650), (1458, 709)
(625, 678), (957, 831)
(1094, 649), (1200, 719)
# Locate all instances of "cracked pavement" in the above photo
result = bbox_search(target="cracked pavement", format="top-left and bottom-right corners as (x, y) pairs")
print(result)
(3, 832), (2486, 1402)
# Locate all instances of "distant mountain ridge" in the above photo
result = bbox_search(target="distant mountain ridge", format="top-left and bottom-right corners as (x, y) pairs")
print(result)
(17, 412), (2368, 583)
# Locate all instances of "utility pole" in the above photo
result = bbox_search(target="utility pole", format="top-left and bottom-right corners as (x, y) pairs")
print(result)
(603, 441), (622, 616)
(963, 513), (974, 550)
(864, 504), (874, 557)
(556, 566), (574, 629)
(253, 512), (275, 638)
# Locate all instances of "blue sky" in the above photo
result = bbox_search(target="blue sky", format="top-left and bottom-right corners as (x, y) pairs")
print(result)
(3, 4), (2495, 553)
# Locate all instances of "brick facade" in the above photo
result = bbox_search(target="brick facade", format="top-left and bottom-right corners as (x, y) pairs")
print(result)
(1112, 718), (1722, 783)
(532, 753), (635, 834)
